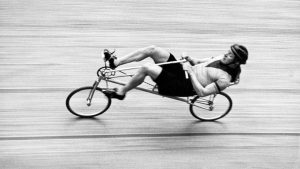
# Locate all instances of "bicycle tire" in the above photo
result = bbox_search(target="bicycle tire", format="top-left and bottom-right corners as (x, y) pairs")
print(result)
(189, 92), (232, 121)
(66, 86), (111, 117)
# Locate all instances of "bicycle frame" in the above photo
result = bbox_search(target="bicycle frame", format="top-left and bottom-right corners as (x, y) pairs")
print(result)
(90, 64), (218, 111)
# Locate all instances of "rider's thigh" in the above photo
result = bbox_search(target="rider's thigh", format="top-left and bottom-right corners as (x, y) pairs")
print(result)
(142, 63), (163, 80)
(145, 45), (170, 63)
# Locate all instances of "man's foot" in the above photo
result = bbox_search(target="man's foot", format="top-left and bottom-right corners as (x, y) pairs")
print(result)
(103, 88), (126, 100)
(102, 49), (117, 69)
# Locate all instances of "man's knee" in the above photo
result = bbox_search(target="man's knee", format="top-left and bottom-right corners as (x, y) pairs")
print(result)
(140, 63), (154, 73)
(143, 45), (159, 55)
(143, 45), (170, 62)
(139, 63), (162, 79)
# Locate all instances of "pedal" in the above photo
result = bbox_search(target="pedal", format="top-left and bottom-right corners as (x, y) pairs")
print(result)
(102, 49), (116, 62)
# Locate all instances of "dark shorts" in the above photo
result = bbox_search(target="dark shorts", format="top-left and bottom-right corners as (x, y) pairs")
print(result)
(154, 54), (196, 96)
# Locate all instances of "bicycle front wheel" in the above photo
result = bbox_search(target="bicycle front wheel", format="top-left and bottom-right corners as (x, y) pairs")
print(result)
(66, 87), (111, 117)
(189, 92), (232, 121)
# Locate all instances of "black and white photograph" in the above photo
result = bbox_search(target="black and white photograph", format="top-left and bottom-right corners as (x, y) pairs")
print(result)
(0, 0), (299, 168)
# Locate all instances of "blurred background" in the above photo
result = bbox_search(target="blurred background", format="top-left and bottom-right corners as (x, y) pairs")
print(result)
(0, 0), (299, 168)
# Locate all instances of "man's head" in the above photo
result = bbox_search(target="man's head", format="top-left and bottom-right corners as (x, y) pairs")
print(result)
(221, 44), (248, 65)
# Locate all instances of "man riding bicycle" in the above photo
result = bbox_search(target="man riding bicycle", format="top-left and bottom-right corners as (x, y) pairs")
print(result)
(103, 44), (248, 100)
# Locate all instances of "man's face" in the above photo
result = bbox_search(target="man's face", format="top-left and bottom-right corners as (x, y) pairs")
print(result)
(221, 49), (236, 64)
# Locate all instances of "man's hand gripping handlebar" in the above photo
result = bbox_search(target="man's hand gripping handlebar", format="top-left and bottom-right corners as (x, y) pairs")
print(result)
(181, 52), (192, 79)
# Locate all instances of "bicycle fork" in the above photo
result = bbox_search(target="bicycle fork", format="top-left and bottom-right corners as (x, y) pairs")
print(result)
(86, 77), (102, 106)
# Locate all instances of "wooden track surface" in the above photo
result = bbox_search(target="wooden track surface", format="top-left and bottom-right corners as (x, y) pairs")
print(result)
(1, 0), (300, 168)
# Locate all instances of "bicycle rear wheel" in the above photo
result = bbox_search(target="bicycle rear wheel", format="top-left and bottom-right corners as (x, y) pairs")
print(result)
(66, 86), (111, 117)
(189, 92), (232, 121)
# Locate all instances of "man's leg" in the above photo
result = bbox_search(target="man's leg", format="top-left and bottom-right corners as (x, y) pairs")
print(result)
(117, 63), (162, 96)
(114, 45), (171, 67)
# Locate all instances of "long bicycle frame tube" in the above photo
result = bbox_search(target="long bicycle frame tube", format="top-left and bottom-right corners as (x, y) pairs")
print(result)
(110, 60), (187, 72)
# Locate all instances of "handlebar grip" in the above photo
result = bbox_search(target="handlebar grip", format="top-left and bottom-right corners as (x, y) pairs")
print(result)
(180, 57), (189, 79)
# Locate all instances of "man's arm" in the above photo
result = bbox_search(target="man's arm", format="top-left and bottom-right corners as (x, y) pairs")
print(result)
(182, 61), (231, 97)
(182, 53), (222, 66)
(188, 70), (219, 97)
(182, 62), (219, 97)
